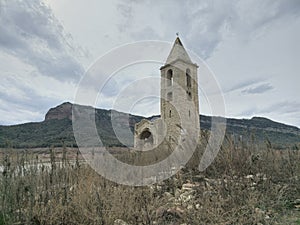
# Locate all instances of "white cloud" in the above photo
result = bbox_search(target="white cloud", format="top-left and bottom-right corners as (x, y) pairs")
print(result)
(0, 0), (84, 81)
(241, 83), (274, 95)
(1, 0), (300, 128)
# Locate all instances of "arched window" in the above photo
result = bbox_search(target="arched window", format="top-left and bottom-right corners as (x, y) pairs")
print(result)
(167, 69), (173, 86)
(187, 91), (192, 100)
(189, 110), (191, 117)
(167, 92), (173, 101)
(186, 68), (191, 88)
(169, 110), (172, 118)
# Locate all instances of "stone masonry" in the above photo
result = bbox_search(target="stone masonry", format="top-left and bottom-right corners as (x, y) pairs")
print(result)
(134, 37), (200, 150)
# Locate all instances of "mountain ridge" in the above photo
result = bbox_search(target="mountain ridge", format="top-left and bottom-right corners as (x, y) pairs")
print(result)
(0, 102), (299, 149)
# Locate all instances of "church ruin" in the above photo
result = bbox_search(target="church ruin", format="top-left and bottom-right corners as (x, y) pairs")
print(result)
(134, 37), (200, 150)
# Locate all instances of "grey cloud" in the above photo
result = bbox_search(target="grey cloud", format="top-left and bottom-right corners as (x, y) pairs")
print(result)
(240, 101), (300, 118)
(241, 83), (274, 95)
(101, 77), (121, 97)
(235, 99), (300, 128)
(280, 0), (300, 15)
(0, 0), (84, 81)
(0, 75), (60, 118)
(0, 107), (44, 125)
(130, 26), (159, 40)
(117, 0), (235, 59)
(0, 83), (58, 114)
(117, 0), (300, 59)
(0, 94), (57, 125)
(236, 107), (258, 118)
(225, 78), (266, 93)
(232, 0), (300, 39)
(259, 101), (300, 114)
(184, 1), (237, 59)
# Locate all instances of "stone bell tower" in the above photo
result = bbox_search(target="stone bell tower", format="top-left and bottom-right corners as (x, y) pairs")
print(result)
(134, 37), (200, 149)
(160, 37), (200, 146)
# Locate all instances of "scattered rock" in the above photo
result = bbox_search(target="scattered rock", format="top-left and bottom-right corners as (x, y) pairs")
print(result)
(156, 206), (185, 221)
(114, 219), (129, 225)
(293, 199), (300, 210)
(175, 188), (181, 198)
(182, 183), (199, 190)
(193, 174), (205, 182)
(167, 206), (185, 218)
(187, 204), (193, 210)
(245, 174), (254, 179)
(164, 191), (173, 198)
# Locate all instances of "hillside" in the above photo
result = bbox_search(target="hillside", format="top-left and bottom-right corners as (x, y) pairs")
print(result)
(0, 102), (299, 149)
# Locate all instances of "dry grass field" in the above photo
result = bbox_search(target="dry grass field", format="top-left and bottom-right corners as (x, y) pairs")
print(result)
(0, 137), (299, 224)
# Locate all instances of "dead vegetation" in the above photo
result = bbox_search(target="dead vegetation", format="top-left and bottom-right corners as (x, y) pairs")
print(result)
(0, 136), (299, 225)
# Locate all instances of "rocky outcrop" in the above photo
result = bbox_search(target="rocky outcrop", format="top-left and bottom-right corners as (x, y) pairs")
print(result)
(45, 102), (73, 121)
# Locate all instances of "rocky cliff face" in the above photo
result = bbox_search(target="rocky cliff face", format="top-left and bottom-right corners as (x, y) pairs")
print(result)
(45, 102), (73, 121)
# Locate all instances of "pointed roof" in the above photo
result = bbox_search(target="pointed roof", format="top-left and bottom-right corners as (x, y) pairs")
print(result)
(165, 37), (193, 65)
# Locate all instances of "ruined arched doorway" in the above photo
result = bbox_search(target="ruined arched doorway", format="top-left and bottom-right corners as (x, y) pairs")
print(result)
(139, 129), (153, 144)
(139, 129), (153, 148)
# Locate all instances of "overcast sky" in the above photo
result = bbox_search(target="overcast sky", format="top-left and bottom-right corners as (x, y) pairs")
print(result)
(0, 0), (300, 128)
